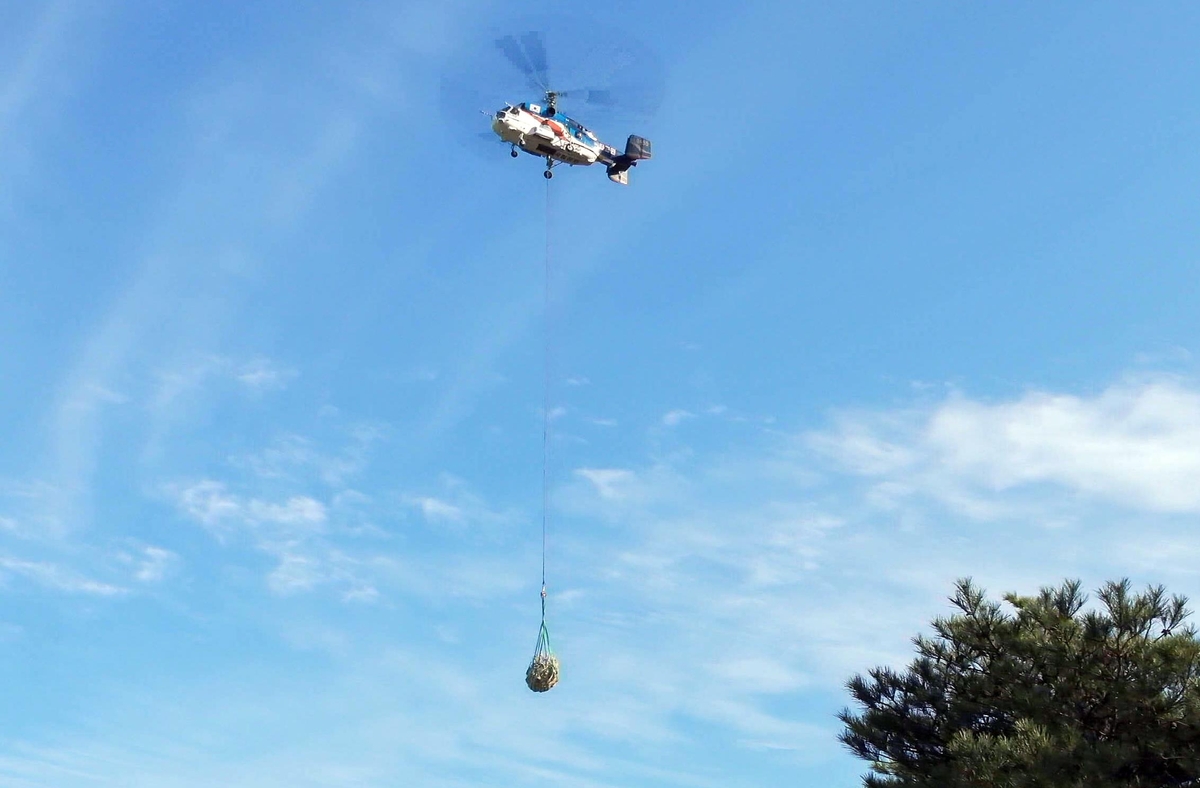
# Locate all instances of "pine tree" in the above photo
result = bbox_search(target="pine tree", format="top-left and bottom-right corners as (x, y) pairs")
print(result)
(839, 578), (1200, 787)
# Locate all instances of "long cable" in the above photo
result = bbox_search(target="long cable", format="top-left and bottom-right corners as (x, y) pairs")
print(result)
(541, 174), (551, 604)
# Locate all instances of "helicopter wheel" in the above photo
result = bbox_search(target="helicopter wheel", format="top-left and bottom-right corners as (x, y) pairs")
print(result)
(543, 170), (553, 179)
(510, 147), (519, 158)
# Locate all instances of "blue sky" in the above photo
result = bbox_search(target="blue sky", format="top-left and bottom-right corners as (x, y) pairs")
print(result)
(3, 1), (1200, 785)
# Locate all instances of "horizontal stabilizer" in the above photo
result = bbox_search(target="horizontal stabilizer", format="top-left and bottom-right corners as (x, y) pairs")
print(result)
(607, 167), (630, 185)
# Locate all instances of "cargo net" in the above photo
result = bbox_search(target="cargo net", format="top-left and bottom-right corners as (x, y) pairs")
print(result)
(526, 613), (559, 693)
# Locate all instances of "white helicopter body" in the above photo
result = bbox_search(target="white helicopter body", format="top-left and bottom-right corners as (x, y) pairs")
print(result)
(491, 98), (651, 184)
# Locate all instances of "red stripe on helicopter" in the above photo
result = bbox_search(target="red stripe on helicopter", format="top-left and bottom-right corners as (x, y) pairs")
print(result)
(517, 108), (568, 138)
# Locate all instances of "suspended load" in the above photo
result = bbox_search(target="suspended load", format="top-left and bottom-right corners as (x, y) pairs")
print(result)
(526, 587), (559, 692)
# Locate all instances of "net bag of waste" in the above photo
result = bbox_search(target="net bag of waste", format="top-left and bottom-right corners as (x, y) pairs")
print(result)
(526, 619), (559, 692)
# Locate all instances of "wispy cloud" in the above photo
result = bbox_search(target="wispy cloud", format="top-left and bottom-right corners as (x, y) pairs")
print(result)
(131, 546), (178, 583)
(36, 0), (424, 534)
(167, 477), (385, 601)
(407, 495), (464, 523)
(248, 496), (327, 526)
(658, 405), (741, 429)
(233, 357), (297, 392)
(169, 480), (326, 535)
(229, 425), (384, 488)
(151, 354), (296, 411)
(573, 468), (637, 501)
(401, 474), (523, 533)
(661, 409), (695, 427)
(0, 556), (125, 596)
(0, 2), (84, 205)
(171, 480), (243, 530)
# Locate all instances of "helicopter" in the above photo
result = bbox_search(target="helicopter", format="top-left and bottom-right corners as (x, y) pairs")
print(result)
(487, 33), (654, 185)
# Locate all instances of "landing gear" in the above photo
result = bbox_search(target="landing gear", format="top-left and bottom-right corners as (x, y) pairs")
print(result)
(543, 170), (553, 179)
(510, 146), (519, 158)
(544, 156), (555, 179)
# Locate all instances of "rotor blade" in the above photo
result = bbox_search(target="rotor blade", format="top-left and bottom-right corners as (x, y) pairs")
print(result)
(545, 48), (662, 118)
(494, 34), (543, 92)
(552, 88), (625, 117)
(587, 89), (615, 106)
(519, 32), (551, 91)
(557, 88), (616, 107)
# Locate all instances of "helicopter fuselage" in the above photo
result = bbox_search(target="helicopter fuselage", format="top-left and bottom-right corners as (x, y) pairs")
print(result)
(491, 102), (618, 167)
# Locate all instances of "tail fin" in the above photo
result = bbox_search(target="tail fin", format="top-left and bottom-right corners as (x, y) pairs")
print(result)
(606, 134), (652, 184)
(625, 135), (651, 160)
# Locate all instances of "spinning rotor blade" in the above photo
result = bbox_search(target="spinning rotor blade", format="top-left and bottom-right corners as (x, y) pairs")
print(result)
(443, 17), (663, 147)
(520, 32), (551, 91)
(556, 88), (615, 107)
(548, 75), (661, 120)
(494, 33), (548, 92)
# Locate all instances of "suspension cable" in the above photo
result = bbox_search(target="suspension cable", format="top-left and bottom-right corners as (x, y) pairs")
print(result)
(541, 175), (552, 604)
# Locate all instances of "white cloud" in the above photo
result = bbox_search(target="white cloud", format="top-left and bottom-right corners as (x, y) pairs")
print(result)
(248, 496), (327, 526)
(807, 378), (1200, 516)
(342, 584), (380, 603)
(409, 495), (464, 523)
(230, 434), (316, 480)
(0, 556), (124, 596)
(173, 479), (243, 526)
(0, 2), (82, 194)
(132, 546), (178, 583)
(150, 355), (226, 410)
(82, 382), (128, 405)
(168, 479), (371, 598)
(152, 354), (295, 409)
(268, 553), (322, 595)
(170, 480), (325, 529)
(806, 415), (917, 477)
(1134, 346), (1193, 366)
(662, 409), (695, 427)
(229, 426), (383, 488)
(235, 357), (297, 391)
(168, 472), (523, 603)
(574, 468), (636, 501)
(400, 475), (522, 533)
